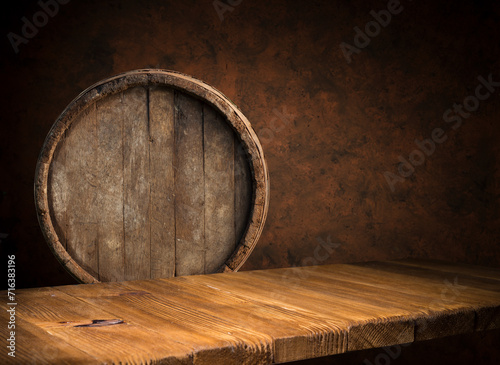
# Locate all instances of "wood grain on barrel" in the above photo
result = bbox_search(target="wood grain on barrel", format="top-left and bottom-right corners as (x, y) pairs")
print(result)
(123, 87), (150, 280)
(174, 92), (206, 276)
(204, 104), (235, 273)
(65, 104), (98, 278)
(47, 132), (68, 251)
(2, 260), (499, 364)
(96, 92), (125, 282)
(44, 83), (254, 282)
(149, 86), (176, 279)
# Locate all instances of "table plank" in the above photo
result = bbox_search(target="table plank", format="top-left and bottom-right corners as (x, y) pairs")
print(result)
(96, 92), (125, 282)
(244, 267), (475, 346)
(57, 281), (272, 364)
(178, 269), (416, 353)
(1, 260), (499, 364)
(122, 278), (346, 363)
(203, 104), (236, 273)
(392, 258), (500, 281)
(308, 263), (500, 337)
(350, 260), (500, 334)
(0, 312), (97, 364)
(5, 287), (193, 364)
(122, 87), (151, 281)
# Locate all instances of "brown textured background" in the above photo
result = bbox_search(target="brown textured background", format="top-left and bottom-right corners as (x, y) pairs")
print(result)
(1, 0), (499, 363)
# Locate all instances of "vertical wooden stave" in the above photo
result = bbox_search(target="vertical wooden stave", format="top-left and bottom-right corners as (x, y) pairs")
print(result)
(122, 87), (151, 281)
(149, 86), (176, 279)
(174, 92), (205, 276)
(65, 104), (99, 277)
(203, 105), (235, 273)
(96, 93), (125, 282)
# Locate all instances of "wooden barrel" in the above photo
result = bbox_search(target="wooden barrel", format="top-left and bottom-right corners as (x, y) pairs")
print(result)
(35, 70), (269, 283)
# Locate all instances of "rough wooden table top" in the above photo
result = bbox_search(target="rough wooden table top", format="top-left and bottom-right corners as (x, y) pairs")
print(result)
(2, 259), (500, 364)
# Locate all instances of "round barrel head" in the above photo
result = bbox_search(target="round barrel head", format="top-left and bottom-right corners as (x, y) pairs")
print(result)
(35, 70), (269, 283)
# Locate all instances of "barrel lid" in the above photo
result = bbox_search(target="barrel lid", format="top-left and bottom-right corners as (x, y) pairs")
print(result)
(35, 69), (269, 283)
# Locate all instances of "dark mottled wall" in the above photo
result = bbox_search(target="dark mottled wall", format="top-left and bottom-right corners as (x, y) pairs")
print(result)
(1, 0), (499, 363)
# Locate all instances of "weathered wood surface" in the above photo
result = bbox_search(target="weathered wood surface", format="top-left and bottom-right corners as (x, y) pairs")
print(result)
(2, 260), (499, 364)
(35, 70), (269, 283)
(149, 86), (176, 279)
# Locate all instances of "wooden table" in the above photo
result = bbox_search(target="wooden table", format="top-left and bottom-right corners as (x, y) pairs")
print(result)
(2, 259), (500, 364)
